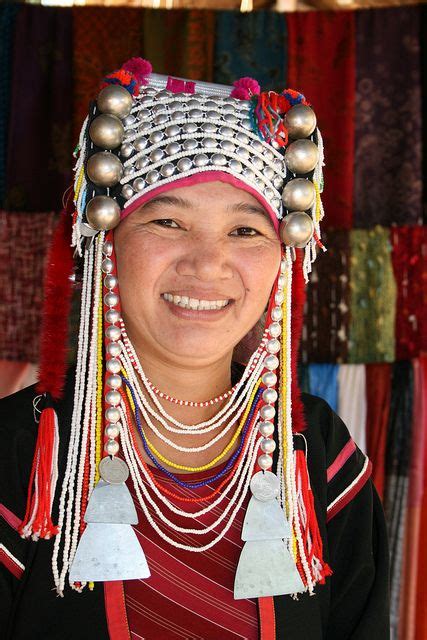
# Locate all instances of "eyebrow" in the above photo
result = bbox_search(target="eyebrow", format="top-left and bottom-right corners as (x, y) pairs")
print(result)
(142, 195), (269, 218)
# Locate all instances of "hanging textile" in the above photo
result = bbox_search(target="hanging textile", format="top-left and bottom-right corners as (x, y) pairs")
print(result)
(391, 226), (427, 360)
(5, 5), (72, 212)
(213, 10), (287, 90)
(384, 361), (414, 640)
(337, 364), (367, 453)
(301, 230), (350, 364)
(354, 7), (422, 227)
(287, 11), (355, 230)
(73, 6), (143, 141)
(422, 6), (427, 223)
(349, 227), (396, 363)
(414, 356), (427, 639)
(307, 364), (338, 413)
(142, 9), (215, 82)
(0, 4), (18, 209)
(365, 363), (391, 501)
(0, 211), (56, 362)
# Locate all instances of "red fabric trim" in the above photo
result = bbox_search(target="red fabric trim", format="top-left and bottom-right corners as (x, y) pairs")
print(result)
(0, 503), (21, 531)
(0, 546), (24, 579)
(104, 581), (131, 640)
(326, 460), (372, 523)
(326, 439), (356, 483)
(258, 596), (276, 640)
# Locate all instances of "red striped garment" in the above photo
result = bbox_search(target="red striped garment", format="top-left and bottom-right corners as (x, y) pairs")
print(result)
(123, 463), (258, 640)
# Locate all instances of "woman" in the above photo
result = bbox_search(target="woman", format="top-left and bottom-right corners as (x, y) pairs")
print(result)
(0, 59), (389, 639)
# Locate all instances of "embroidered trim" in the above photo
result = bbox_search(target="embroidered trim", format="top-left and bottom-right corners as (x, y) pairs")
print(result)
(0, 503), (21, 531)
(259, 596), (276, 640)
(104, 581), (131, 640)
(0, 543), (25, 579)
(326, 458), (372, 523)
(326, 439), (356, 483)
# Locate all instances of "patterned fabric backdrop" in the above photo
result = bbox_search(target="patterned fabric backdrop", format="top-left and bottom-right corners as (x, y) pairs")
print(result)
(0, 4), (426, 639)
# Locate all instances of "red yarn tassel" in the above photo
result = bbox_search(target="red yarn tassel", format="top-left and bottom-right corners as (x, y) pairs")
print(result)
(19, 407), (60, 540)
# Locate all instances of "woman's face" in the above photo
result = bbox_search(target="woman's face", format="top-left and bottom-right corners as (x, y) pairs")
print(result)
(114, 181), (281, 368)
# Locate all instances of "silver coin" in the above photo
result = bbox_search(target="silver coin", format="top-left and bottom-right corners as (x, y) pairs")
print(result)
(99, 456), (129, 485)
(250, 471), (280, 502)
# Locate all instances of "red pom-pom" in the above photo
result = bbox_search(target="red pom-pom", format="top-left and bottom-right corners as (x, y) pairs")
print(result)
(231, 77), (260, 100)
(121, 57), (152, 83)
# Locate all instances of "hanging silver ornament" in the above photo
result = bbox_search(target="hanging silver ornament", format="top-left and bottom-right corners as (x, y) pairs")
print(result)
(86, 152), (124, 187)
(280, 212), (314, 248)
(284, 139), (319, 175)
(282, 178), (316, 211)
(97, 85), (133, 119)
(86, 196), (121, 231)
(284, 104), (317, 139)
(89, 114), (125, 150)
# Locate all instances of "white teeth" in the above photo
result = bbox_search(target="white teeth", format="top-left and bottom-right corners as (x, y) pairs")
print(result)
(162, 293), (229, 311)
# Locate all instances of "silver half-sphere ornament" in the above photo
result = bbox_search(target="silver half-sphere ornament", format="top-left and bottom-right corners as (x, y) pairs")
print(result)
(280, 212), (314, 248)
(284, 104), (317, 139)
(89, 114), (125, 150)
(97, 85), (133, 119)
(284, 139), (319, 175)
(282, 178), (316, 212)
(86, 196), (121, 231)
(87, 152), (124, 187)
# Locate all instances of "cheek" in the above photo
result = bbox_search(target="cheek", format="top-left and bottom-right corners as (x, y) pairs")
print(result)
(239, 246), (281, 310)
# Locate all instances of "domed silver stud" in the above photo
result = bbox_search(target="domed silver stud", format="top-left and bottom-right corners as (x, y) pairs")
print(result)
(155, 113), (168, 126)
(222, 103), (234, 113)
(183, 139), (198, 151)
(262, 388), (278, 404)
(166, 142), (180, 156)
(280, 212), (314, 248)
(177, 157), (193, 172)
(106, 357), (121, 374)
(107, 342), (121, 357)
(169, 100), (182, 111)
(123, 165), (134, 177)
(284, 104), (317, 139)
(282, 178), (316, 212)
(236, 146), (250, 159)
(105, 439), (120, 456)
(150, 149), (164, 163)
(136, 156), (150, 170)
(102, 258), (114, 274)
(264, 187), (275, 201)
(263, 166), (275, 180)
(264, 355), (279, 371)
(284, 139), (319, 175)
(146, 170), (160, 184)
(260, 404), (276, 421)
(89, 114), (125, 150)
(104, 274), (118, 290)
(166, 124), (180, 137)
(220, 139), (235, 153)
(152, 104), (167, 115)
(251, 157), (263, 171)
(273, 176), (284, 190)
(252, 141), (263, 153)
(134, 137), (148, 152)
(262, 371), (277, 387)
(105, 422), (120, 437)
(105, 407), (120, 423)
(207, 110), (221, 120)
(103, 241), (113, 256)
(138, 121), (151, 133)
(86, 152), (124, 188)
(123, 114), (136, 127)
(139, 108), (151, 120)
(259, 421), (275, 437)
(242, 119), (253, 131)
(121, 184), (134, 199)
(104, 291), (118, 307)
(258, 454), (273, 471)
(272, 197), (281, 210)
(171, 110), (184, 121)
(219, 126), (234, 137)
(205, 100), (218, 109)
(97, 85), (133, 119)
(229, 159), (242, 173)
(266, 338), (280, 354)
(194, 153), (209, 167)
(120, 143), (134, 158)
(86, 196), (121, 231)
(242, 167), (255, 180)
(202, 122), (216, 134)
(133, 177), (145, 192)
(188, 99), (201, 108)
(149, 131), (164, 144)
(223, 113), (238, 124)
(183, 122), (198, 134)
(160, 163), (175, 178)
(211, 153), (227, 166)
(271, 306), (283, 322)
(235, 132), (249, 144)
(105, 309), (120, 324)
(202, 137), (217, 148)
(105, 325), (121, 341)
(189, 108), (203, 119)
(260, 438), (276, 454)
(107, 374), (122, 390)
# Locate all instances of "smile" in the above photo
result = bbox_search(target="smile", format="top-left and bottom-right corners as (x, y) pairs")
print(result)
(162, 293), (230, 311)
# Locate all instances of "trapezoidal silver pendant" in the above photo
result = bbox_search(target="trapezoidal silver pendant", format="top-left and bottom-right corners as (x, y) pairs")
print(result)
(84, 480), (138, 524)
(242, 495), (291, 541)
(234, 539), (305, 599)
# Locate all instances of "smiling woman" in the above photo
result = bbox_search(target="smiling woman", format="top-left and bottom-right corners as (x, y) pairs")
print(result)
(0, 59), (390, 640)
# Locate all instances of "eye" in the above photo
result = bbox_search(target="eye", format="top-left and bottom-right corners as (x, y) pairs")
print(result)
(230, 227), (260, 237)
(153, 219), (180, 228)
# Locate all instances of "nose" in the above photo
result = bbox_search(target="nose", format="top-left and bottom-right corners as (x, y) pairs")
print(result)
(175, 237), (233, 282)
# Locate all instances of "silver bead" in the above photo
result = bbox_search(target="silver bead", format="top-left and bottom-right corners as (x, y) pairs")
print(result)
(262, 388), (278, 404)
(101, 258), (114, 274)
(242, 167), (254, 180)
(106, 358), (121, 374)
(266, 338), (280, 354)
(284, 140), (319, 175)
(220, 139), (235, 152)
(242, 118), (252, 130)
(183, 138), (198, 151)
(171, 110), (184, 121)
(105, 325), (121, 342)
(150, 149), (164, 163)
(123, 114), (136, 127)
(146, 170), (160, 184)
(235, 132), (249, 144)
(97, 85), (133, 119)
(259, 421), (275, 437)
(104, 291), (118, 306)
(121, 184), (134, 200)
(133, 177), (145, 192)
(107, 374), (122, 389)
(229, 159), (242, 173)
(262, 371), (277, 387)
(205, 100), (218, 109)
(152, 104), (166, 115)
(271, 306), (283, 322)
(260, 404), (276, 420)
(258, 454), (273, 470)
(120, 143), (134, 158)
(86, 196), (121, 231)
(166, 142), (180, 156)
(252, 141), (263, 153)
(219, 126), (234, 137)
(202, 122), (216, 133)
(278, 273), (286, 287)
(189, 108), (203, 119)
(107, 341), (121, 357)
(273, 177), (284, 191)
(264, 187), (275, 201)
(157, 90), (172, 101)
(105, 423), (120, 438)
(160, 163), (175, 178)
(280, 212), (315, 248)
(166, 124), (180, 137)
(138, 121), (151, 133)
(105, 308), (119, 324)
(275, 291), (284, 305)
(103, 241), (113, 256)
(223, 113), (238, 124)
(194, 153), (209, 167)
(182, 122), (198, 134)
(155, 113), (168, 125)
(284, 104), (317, 139)
(123, 165), (134, 177)
(105, 391), (121, 407)
(236, 146), (250, 160)
(105, 439), (120, 456)
(263, 166), (275, 180)
(89, 114), (124, 150)
(272, 197), (281, 210)
(202, 137), (217, 148)
(149, 131), (164, 144)
(134, 137), (148, 152)
(169, 100), (182, 111)
(177, 157), (193, 172)
(260, 438), (276, 454)
(136, 156), (150, 170)
(282, 178), (316, 212)
(188, 99), (201, 108)
(105, 407), (120, 423)
(104, 274), (117, 290)
(269, 322), (281, 338)
(211, 153), (227, 166)
(264, 354), (279, 371)
(139, 108), (151, 121)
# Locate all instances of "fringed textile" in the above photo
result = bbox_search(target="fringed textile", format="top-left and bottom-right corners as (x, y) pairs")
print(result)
(354, 7), (422, 227)
(307, 364), (338, 413)
(349, 227), (396, 363)
(287, 11), (355, 230)
(365, 364), (391, 502)
(337, 364), (367, 454)
(0, 3), (18, 208)
(414, 357), (427, 639)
